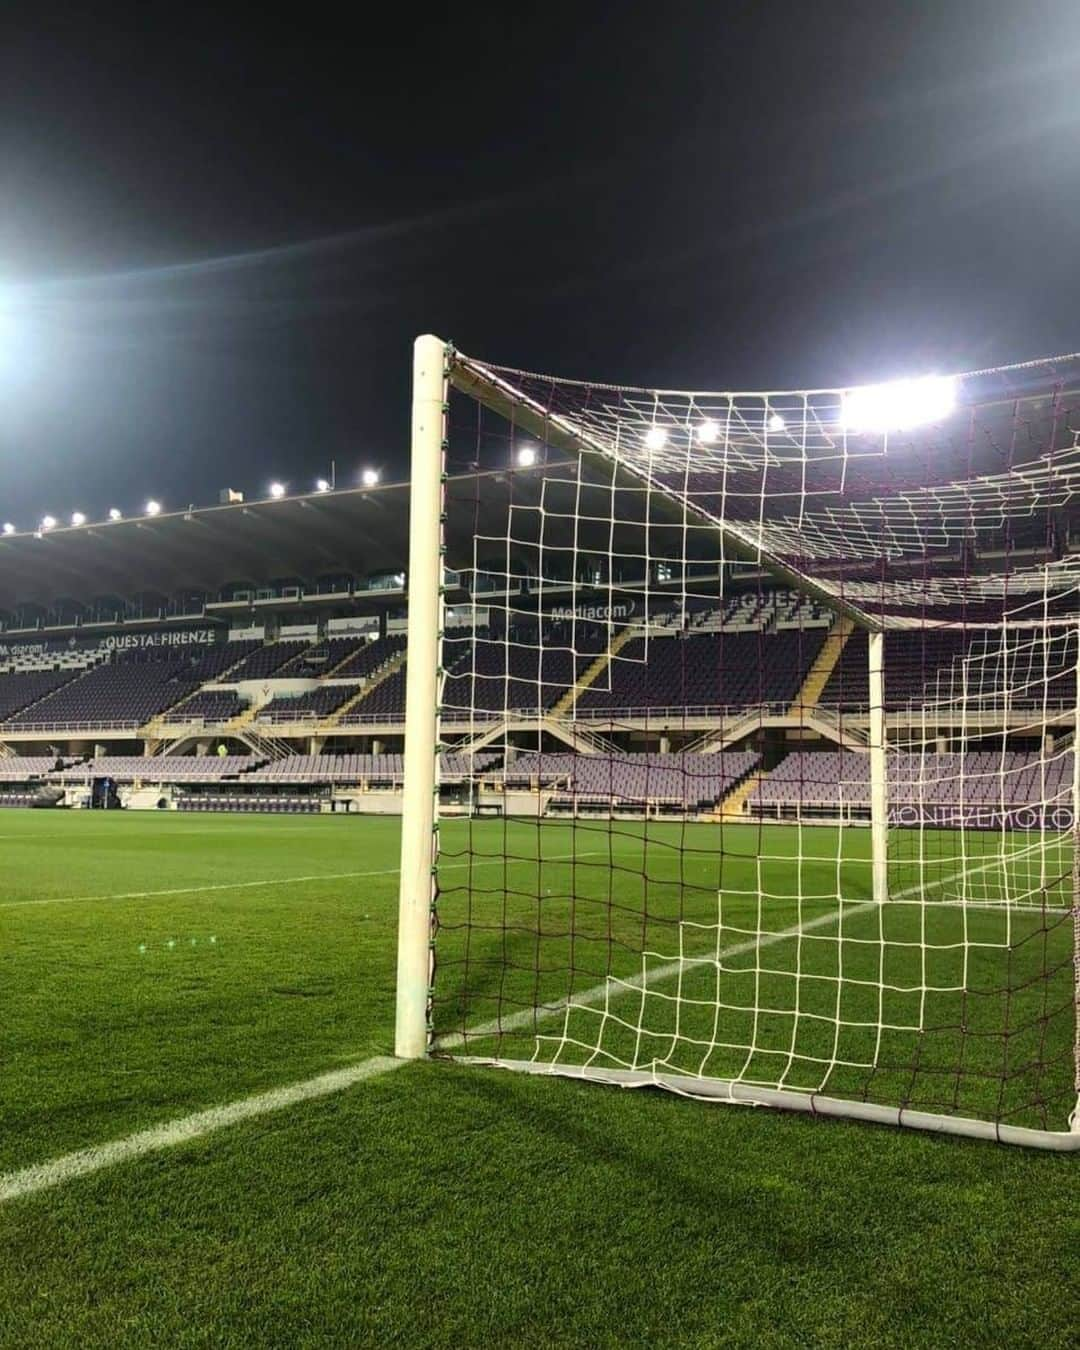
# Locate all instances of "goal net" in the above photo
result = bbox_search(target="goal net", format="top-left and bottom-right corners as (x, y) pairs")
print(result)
(396, 336), (1080, 1148)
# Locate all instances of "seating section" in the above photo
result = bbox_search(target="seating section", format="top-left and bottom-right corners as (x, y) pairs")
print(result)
(751, 750), (1074, 813)
(0, 605), (1069, 742)
(822, 630), (1078, 711)
(223, 640), (312, 682)
(184, 639), (262, 681)
(258, 684), (363, 721)
(330, 633), (407, 678)
(0, 756), (74, 780)
(52, 755), (258, 782)
(0, 671), (79, 721)
(5, 659), (197, 729)
(270, 637), (367, 678)
(245, 752), (498, 782)
(501, 750), (759, 806)
(162, 690), (245, 723)
(339, 668), (407, 722)
(0, 639), (103, 674)
(576, 630), (826, 714)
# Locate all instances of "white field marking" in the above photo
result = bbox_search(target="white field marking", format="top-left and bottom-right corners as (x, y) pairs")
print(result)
(437, 857), (1013, 1047)
(0, 1057), (405, 1204)
(0, 854), (1051, 1203)
(0, 848), (617, 911)
(0, 890), (849, 1206)
(439, 899), (881, 1048)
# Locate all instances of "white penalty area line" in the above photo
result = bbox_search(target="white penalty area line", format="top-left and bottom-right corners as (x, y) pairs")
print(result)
(0, 848), (618, 910)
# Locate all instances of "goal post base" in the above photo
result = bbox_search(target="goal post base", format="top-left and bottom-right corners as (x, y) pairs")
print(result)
(456, 1057), (1080, 1152)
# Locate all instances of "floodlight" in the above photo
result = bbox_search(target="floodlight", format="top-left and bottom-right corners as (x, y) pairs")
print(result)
(108, 508), (122, 521)
(145, 500), (161, 516)
(269, 481), (286, 499)
(516, 445), (538, 467)
(840, 375), (956, 433)
(696, 419), (720, 445)
(644, 426), (668, 451)
(40, 515), (57, 531)
(767, 412), (786, 433)
(361, 468), (380, 487)
(315, 478), (331, 493)
(71, 511), (86, 526)
(2, 523), (14, 535)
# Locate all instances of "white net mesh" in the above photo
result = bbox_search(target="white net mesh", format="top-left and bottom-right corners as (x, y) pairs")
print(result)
(426, 347), (1080, 1142)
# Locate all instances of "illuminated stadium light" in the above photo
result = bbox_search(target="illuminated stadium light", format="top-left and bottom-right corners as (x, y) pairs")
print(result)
(696, 419), (721, 445)
(643, 426), (668, 451)
(108, 508), (122, 521)
(144, 500), (161, 516)
(840, 374), (956, 433)
(269, 481), (286, 499)
(516, 444), (538, 468)
(40, 515), (57, 531)
(70, 511), (86, 526)
(2, 522), (14, 535)
(361, 468), (380, 487)
(767, 412), (786, 433)
(315, 478), (331, 493)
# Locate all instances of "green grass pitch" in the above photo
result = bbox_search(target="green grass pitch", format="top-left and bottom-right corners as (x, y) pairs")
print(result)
(1, 810), (1075, 1347)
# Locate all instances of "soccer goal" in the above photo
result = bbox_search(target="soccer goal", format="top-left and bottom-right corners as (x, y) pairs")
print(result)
(395, 333), (1080, 1149)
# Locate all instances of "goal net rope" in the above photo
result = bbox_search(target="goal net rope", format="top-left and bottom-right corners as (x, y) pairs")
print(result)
(401, 339), (1080, 1148)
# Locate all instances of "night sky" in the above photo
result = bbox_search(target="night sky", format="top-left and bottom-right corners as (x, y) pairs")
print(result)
(4, 2), (1080, 525)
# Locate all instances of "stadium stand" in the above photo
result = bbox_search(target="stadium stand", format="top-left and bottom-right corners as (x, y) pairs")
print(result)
(575, 630), (828, 714)
(51, 756), (258, 782)
(821, 629), (1078, 710)
(500, 750), (759, 807)
(750, 750), (1075, 814)
(339, 667), (407, 722)
(5, 658), (197, 729)
(0, 671), (81, 721)
(162, 689), (246, 723)
(221, 640), (312, 682)
(244, 752), (499, 783)
(329, 633), (407, 678)
(0, 756), (75, 779)
(258, 684), (364, 722)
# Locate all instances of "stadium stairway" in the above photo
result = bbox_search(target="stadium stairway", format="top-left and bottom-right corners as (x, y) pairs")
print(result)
(324, 647), (409, 725)
(788, 614), (855, 714)
(716, 768), (768, 820)
(549, 626), (638, 718)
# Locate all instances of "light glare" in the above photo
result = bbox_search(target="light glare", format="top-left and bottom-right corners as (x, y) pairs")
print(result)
(40, 515), (57, 531)
(315, 478), (331, 493)
(2, 523), (14, 535)
(767, 412), (786, 433)
(269, 481), (286, 499)
(841, 375), (956, 433)
(644, 426), (667, 451)
(145, 500), (161, 516)
(516, 445), (538, 467)
(696, 419), (720, 445)
(71, 511), (87, 526)
(108, 508), (122, 521)
(361, 468), (380, 487)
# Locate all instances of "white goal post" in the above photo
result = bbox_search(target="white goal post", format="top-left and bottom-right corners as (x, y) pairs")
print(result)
(395, 333), (1080, 1150)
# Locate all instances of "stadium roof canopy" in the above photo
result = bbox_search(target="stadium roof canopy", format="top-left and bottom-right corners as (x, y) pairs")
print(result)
(0, 480), (413, 607)
(0, 465), (712, 609)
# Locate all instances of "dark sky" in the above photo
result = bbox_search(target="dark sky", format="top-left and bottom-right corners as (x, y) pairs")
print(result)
(3, 1), (1080, 524)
